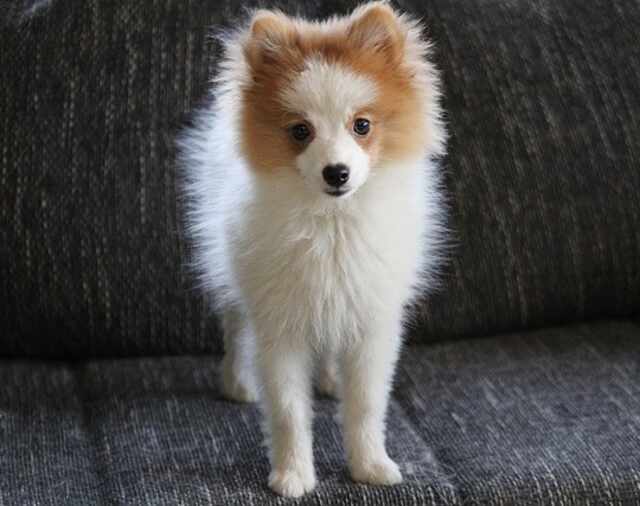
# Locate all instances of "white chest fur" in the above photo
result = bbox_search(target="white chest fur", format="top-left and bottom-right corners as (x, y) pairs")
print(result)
(227, 163), (438, 350)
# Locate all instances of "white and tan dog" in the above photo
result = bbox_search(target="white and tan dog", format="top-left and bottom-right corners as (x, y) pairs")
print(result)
(181, 1), (446, 497)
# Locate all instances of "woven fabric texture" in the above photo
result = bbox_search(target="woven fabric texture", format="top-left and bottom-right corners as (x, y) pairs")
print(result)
(0, 320), (638, 505)
(1, 0), (639, 357)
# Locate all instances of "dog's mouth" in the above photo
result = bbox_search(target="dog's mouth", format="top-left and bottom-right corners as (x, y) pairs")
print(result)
(324, 188), (351, 197)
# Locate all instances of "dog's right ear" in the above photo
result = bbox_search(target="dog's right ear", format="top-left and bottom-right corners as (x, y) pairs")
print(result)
(245, 10), (294, 68)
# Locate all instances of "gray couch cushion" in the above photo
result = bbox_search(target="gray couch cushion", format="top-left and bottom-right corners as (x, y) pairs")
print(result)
(1, 321), (638, 504)
(1, 0), (639, 357)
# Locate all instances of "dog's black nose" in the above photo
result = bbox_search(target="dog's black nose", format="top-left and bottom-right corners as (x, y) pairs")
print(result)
(322, 164), (350, 188)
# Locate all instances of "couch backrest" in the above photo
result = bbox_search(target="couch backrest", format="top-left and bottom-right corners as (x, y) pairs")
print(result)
(1, 0), (639, 358)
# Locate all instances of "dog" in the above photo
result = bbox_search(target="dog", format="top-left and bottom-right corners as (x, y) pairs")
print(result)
(180, 1), (446, 497)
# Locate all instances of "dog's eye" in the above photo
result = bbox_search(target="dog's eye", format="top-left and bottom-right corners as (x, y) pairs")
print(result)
(290, 123), (311, 142)
(353, 118), (370, 136)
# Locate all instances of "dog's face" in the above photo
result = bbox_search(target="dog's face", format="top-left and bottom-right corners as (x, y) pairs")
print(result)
(280, 60), (377, 198)
(241, 2), (438, 199)
(239, 3), (430, 199)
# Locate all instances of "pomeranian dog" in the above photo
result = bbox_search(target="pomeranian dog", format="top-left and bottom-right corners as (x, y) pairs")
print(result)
(181, 1), (446, 497)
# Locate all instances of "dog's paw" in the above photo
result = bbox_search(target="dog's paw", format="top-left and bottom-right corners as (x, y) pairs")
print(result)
(221, 359), (259, 403)
(268, 465), (317, 498)
(221, 374), (259, 403)
(316, 371), (339, 399)
(222, 379), (259, 403)
(350, 455), (403, 486)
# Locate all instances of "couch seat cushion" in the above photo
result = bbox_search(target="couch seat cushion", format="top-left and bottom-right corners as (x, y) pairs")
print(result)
(1, 320), (639, 505)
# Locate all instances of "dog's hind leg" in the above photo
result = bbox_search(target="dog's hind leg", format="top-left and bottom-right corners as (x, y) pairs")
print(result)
(317, 347), (340, 399)
(221, 305), (259, 403)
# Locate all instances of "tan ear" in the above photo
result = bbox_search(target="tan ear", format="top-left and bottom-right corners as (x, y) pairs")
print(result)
(245, 10), (293, 68)
(347, 2), (404, 61)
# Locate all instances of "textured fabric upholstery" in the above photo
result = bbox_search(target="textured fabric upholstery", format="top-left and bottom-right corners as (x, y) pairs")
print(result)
(1, 0), (639, 357)
(2, 2), (639, 503)
(1, 321), (639, 505)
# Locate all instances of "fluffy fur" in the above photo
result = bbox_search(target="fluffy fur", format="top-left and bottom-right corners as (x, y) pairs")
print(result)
(179, 1), (446, 498)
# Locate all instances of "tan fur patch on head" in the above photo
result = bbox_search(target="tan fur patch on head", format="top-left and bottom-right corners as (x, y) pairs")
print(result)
(240, 3), (427, 172)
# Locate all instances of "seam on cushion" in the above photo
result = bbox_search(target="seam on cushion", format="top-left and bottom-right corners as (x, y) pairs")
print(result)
(395, 351), (464, 505)
(72, 362), (116, 506)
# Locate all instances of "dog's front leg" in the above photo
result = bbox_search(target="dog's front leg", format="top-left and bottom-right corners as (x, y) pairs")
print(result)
(257, 334), (316, 497)
(341, 316), (403, 486)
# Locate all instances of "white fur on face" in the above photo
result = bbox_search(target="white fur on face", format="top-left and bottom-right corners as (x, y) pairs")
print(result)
(280, 59), (377, 197)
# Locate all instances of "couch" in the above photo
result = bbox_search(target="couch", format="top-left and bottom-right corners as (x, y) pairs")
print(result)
(1, 0), (639, 504)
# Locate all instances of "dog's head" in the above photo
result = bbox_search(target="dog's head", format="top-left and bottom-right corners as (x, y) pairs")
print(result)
(237, 2), (443, 199)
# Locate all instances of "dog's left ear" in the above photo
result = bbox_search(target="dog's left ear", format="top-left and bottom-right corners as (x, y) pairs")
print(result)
(347, 2), (404, 62)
